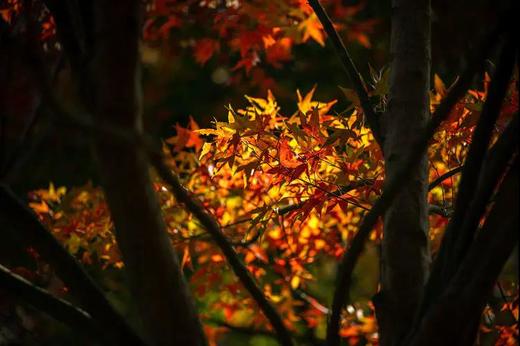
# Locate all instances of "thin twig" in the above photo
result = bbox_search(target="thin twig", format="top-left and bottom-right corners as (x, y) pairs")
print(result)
(206, 318), (274, 337)
(206, 317), (323, 344)
(308, 0), (383, 145)
(428, 166), (463, 191)
(297, 178), (371, 211)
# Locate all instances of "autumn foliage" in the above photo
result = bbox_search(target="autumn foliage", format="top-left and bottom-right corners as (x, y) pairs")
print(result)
(1, 0), (518, 345)
(27, 76), (518, 344)
(143, 0), (376, 73)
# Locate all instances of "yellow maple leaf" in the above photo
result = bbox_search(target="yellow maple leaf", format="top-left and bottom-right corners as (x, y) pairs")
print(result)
(298, 14), (325, 46)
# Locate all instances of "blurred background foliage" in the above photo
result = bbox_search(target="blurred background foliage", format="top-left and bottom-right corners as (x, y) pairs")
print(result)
(1, 0), (505, 192)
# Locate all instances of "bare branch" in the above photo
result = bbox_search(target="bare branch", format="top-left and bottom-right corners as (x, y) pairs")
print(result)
(150, 154), (294, 346)
(428, 205), (452, 217)
(407, 159), (518, 346)
(206, 318), (274, 337)
(417, 115), (518, 322)
(292, 288), (330, 315)
(308, 0), (383, 145)
(454, 115), (518, 259)
(419, 35), (517, 321)
(0, 264), (95, 337)
(438, 34), (516, 281)
(428, 166), (462, 191)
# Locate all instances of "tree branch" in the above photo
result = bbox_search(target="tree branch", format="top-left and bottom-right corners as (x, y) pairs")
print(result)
(0, 185), (144, 345)
(50, 1), (208, 344)
(150, 154), (294, 346)
(407, 158), (518, 346)
(454, 116), (518, 267)
(438, 34), (516, 281)
(417, 115), (518, 320)
(325, 26), (500, 346)
(207, 318), (324, 345)
(418, 35), (517, 321)
(206, 318), (274, 337)
(308, 0), (383, 145)
(11, 17), (205, 342)
(428, 166), (462, 191)
(222, 176), (445, 237)
(0, 264), (95, 337)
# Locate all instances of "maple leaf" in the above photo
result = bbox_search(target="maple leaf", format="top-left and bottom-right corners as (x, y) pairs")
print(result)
(279, 138), (301, 168)
(265, 37), (292, 68)
(262, 34), (276, 48)
(232, 30), (263, 57)
(297, 86), (317, 114)
(434, 74), (447, 97)
(156, 16), (182, 39)
(298, 14), (325, 46)
(339, 86), (361, 110)
(167, 118), (203, 152)
(232, 52), (260, 73)
(194, 38), (220, 65)
(297, 86), (337, 116)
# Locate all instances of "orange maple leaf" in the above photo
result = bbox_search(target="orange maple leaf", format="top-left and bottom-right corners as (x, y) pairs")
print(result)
(298, 14), (325, 46)
(194, 39), (220, 65)
(279, 138), (301, 168)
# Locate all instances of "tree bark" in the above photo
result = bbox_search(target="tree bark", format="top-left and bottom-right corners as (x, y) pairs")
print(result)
(377, 0), (431, 344)
(88, 1), (205, 345)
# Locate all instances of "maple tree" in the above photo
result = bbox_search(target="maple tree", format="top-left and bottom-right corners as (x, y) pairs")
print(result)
(0, 0), (518, 346)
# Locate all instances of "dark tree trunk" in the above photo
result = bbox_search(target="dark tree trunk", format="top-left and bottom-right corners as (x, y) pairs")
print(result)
(377, 0), (431, 345)
(87, 1), (206, 345)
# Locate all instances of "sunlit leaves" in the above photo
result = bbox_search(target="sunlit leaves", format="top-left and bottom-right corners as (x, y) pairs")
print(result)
(27, 78), (518, 344)
(298, 13), (325, 46)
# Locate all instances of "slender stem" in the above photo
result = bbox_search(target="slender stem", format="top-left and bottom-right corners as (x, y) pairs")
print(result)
(455, 116), (518, 260)
(428, 166), (462, 191)
(308, 0), (383, 145)
(447, 36), (516, 271)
